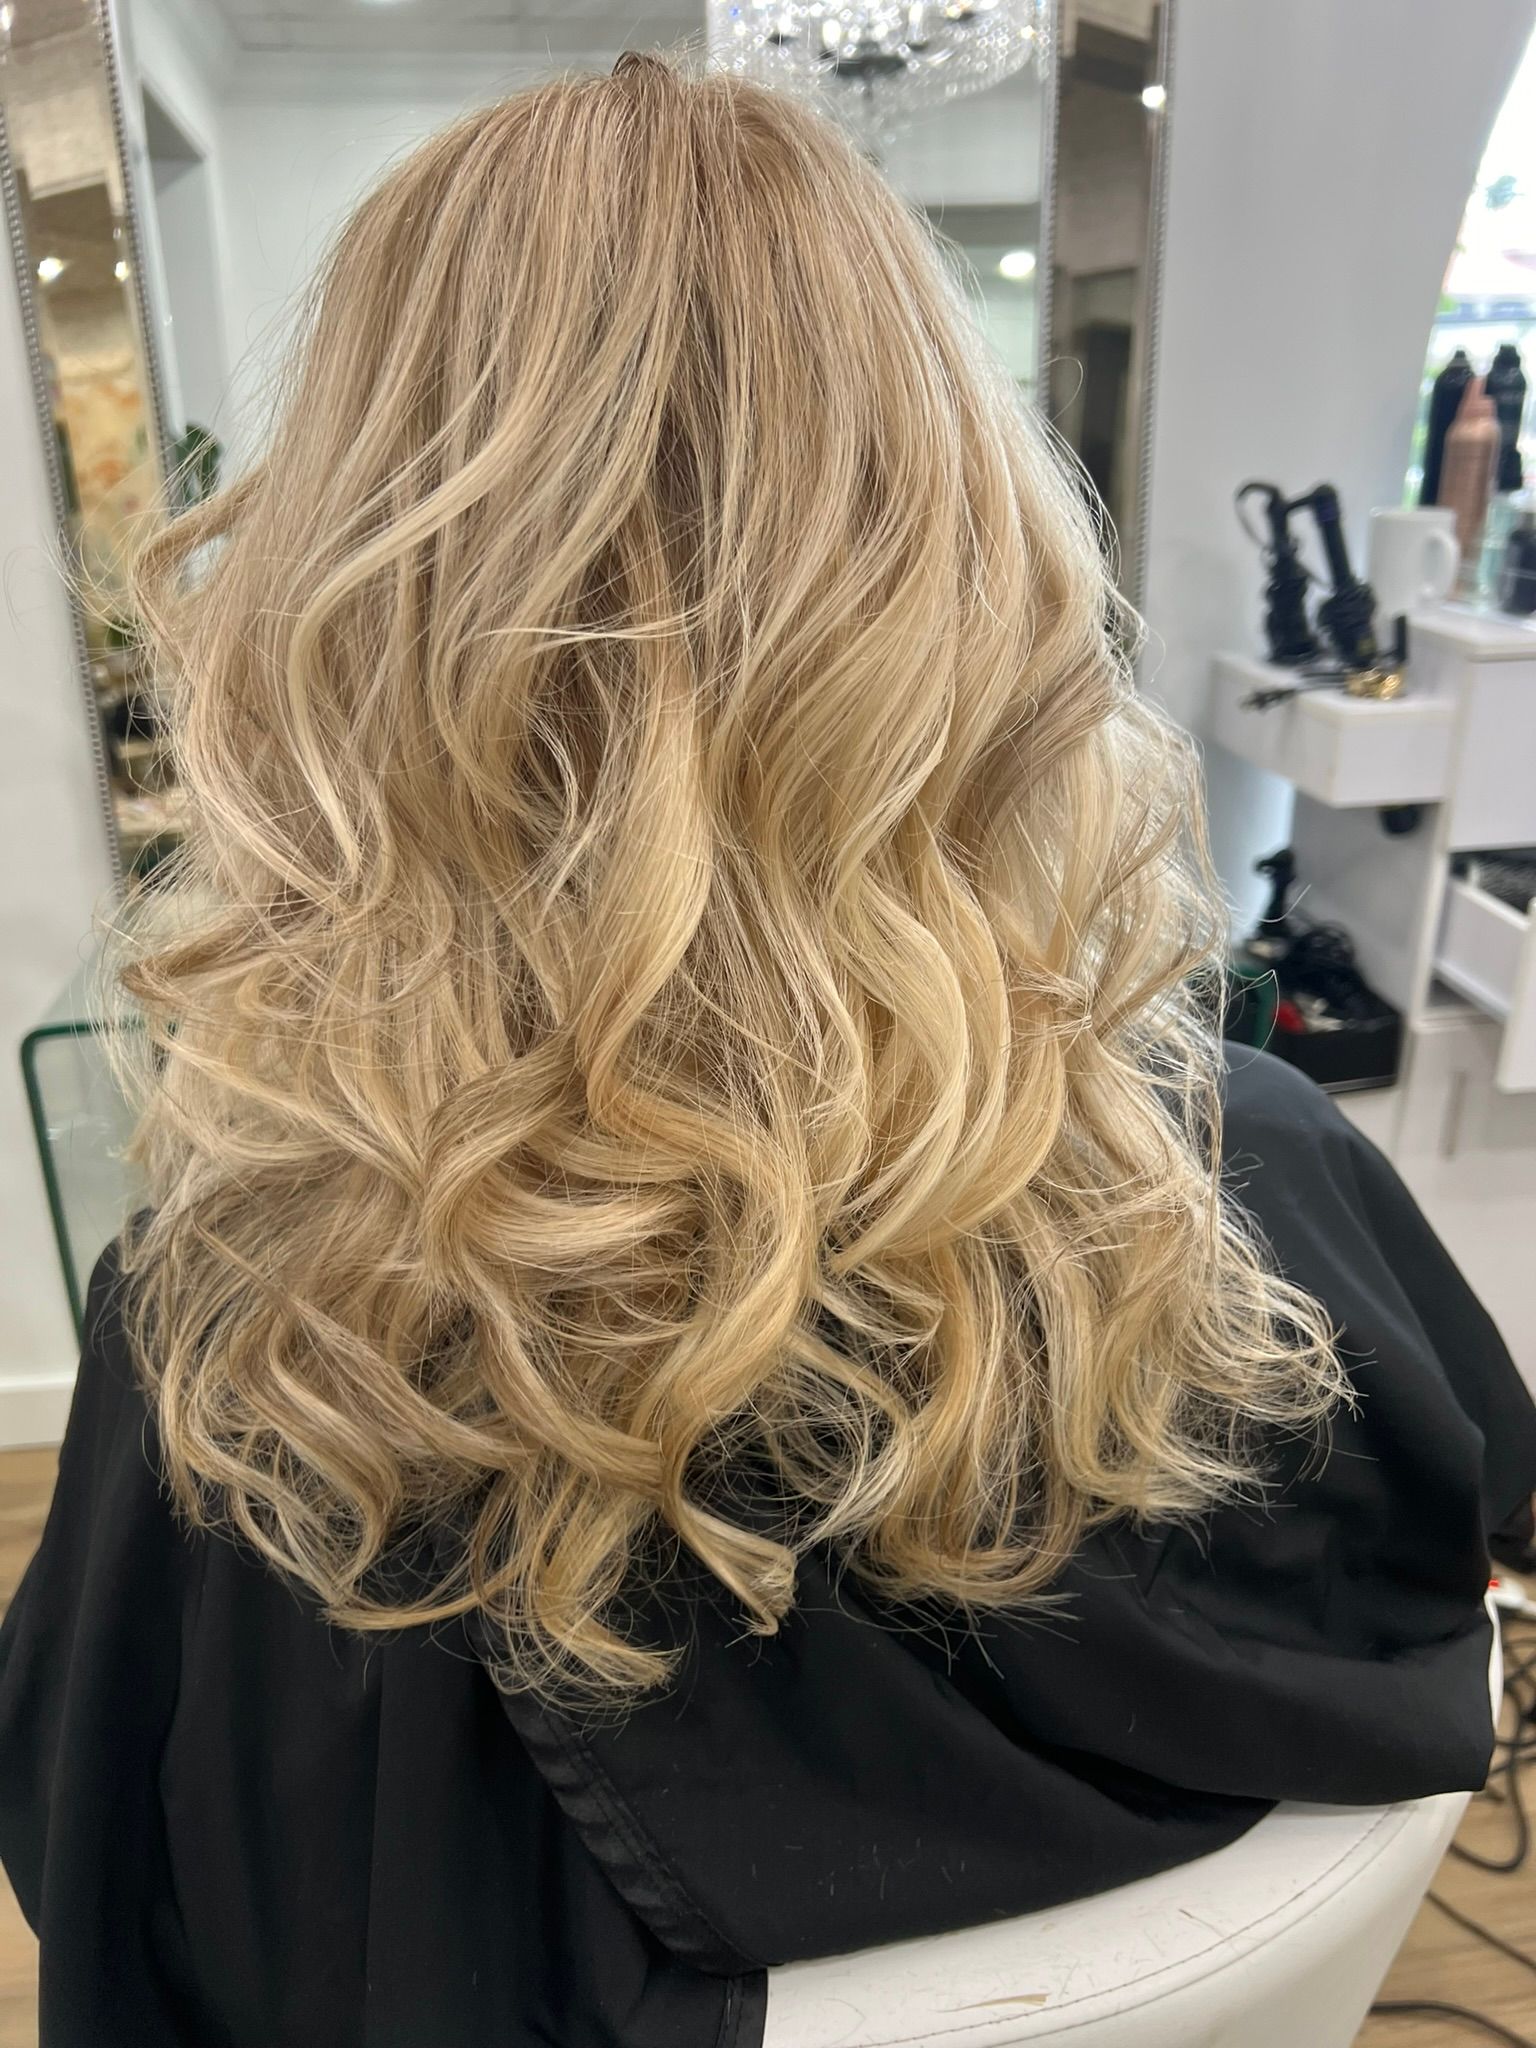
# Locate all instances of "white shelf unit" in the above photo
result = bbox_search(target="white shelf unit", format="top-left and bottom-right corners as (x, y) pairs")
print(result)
(1209, 658), (1454, 808)
(1209, 604), (1536, 1094)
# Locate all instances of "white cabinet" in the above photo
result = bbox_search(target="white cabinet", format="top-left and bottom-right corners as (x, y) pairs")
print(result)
(1435, 879), (1536, 1091)
(1413, 612), (1536, 850)
(1210, 604), (1536, 1092)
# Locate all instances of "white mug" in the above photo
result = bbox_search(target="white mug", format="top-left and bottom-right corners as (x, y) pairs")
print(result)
(1368, 506), (1459, 619)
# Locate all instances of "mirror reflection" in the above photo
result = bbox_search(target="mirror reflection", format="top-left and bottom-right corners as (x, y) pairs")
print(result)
(106, 0), (1057, 884)
(0, 0), (170, 871)
(129, 3), (1049, 471)
(2, 0), (1173, 896)
(1047, 0), (1166, 592)
(709, 4), (1046, 406)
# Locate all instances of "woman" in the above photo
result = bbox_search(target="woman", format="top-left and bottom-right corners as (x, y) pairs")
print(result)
(2, 54), (1531, 2048)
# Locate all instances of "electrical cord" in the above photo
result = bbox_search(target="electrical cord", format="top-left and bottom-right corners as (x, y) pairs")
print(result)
(1368, 2003), (1535, 2048)
(1453, 1695), (1531, 1874)
(1365, 1608), (1536, 2044)
(1428, 1891), (1536, 1979)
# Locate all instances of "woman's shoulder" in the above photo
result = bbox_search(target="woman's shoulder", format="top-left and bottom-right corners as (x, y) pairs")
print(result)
(38, 1229), (154, 1512)
(1218, 1045), (1385, 1255)
(1221, 1043), (1354, 1151)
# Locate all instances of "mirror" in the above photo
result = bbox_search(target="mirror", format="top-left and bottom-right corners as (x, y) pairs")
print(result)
(1045, 0), (1171, 601)
(706, 5), (1048, 407)
(0, 0), (172, 881)
(124, 3), (1052, 474)
(2, 0), (1175, 886)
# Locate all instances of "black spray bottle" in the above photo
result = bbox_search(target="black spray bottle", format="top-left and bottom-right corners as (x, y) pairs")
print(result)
(1487, 342), (1527, 492)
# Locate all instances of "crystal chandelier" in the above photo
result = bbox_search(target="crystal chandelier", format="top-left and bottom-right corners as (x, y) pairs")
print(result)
(706, 3), (1049, 140)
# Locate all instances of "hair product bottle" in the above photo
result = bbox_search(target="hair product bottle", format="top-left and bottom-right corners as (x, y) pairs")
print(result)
(1421, 347), (1473, 505)
(1439, 376), (1501, 581)
(1499, 502), (1536, 616)
(1487, 342), (1527, 493)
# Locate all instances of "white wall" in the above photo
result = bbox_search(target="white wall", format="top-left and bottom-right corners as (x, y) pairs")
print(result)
(1142, 0), (1536, 928)
(0, 256), (116, 1432)
(118, 0), (235, 440)
(148, 147), (229, 433)
(206, 60), (1042, 464)
(214, 82), (507, 460)
(881, 72), (1042, 211)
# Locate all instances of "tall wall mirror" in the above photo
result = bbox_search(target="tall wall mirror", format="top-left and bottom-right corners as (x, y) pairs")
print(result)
(1046, 0), (1170, 600)
(0, 0), (172, 882)
(3, 0), (1175, 896)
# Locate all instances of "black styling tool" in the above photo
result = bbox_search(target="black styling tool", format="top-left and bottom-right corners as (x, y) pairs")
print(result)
(1287, 484), (1378, 673)
(1236, 481), (1318, 667)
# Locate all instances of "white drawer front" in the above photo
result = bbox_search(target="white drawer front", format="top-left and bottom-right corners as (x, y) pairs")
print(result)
(1435, 878), (1536, 1090)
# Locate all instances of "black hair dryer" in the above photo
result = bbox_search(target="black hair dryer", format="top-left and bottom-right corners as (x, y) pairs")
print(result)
(1236, 482), (1318, 668)
(1286, 484), (1378, 673)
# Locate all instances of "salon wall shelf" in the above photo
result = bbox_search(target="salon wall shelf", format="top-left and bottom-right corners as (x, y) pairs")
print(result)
(1209, 655), (1454, 809)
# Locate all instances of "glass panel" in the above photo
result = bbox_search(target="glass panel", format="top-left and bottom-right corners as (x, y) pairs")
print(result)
(20, 1013), (140, 1337)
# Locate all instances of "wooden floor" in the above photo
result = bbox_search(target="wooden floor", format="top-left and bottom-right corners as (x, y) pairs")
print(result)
(0, 1454), (1530, 2047)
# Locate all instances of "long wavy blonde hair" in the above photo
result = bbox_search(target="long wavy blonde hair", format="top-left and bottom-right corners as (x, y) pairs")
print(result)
(112, 54), (1340, 1698)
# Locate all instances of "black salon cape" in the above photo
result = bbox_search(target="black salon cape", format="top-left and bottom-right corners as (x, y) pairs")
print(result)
(3, 1049), (1535, 2048)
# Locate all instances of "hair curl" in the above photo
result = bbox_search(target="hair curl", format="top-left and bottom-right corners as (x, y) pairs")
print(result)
(110, 57), (1341, 1698)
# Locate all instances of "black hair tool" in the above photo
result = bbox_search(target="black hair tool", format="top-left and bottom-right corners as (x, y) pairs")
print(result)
(1247, 847), (1298, 964)
(1286, 484), (1378, 673)
(1236, 482), (1318, 667)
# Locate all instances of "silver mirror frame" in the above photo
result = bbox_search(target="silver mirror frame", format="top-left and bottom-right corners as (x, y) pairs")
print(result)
(1036, 0), (1175, 613)
(0, 0), (176, 891)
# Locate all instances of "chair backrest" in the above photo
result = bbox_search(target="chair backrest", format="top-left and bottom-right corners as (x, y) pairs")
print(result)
(762, 1599), (1502, 2048)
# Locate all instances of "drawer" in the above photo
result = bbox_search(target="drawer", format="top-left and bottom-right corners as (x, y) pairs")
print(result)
(1445, 662), (1536, 849)
(1434, 877), (1536, 1090)
(1209, 656), (1453, 808)
(1412, 612), (1536, 849)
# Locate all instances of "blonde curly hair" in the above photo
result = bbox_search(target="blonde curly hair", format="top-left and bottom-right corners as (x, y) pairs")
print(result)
(110, 55), (1340, 1698)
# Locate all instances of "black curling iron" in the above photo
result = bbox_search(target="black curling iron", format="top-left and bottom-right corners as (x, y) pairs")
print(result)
(1285, 483), (1378, 674)
(1236, 481), (1318, 668)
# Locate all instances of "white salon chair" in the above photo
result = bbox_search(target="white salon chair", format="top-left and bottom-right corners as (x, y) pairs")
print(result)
(764, 1611), (1501, 2048)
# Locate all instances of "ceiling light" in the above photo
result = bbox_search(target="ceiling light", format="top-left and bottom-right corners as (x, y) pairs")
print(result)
(1141, 82), (1166, 110)
(709, 1), (1049, 142)
(36, 255), (65, 284)
(114, 259), (129, 282)
(997, 248), (1036, 281)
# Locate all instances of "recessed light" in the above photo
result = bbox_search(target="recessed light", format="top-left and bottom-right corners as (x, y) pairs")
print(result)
(36, 255), (65, 283)
(997, 248), (1036, 281)
(1141, 83), (1166, 110)
(115, 259), (130, 282)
